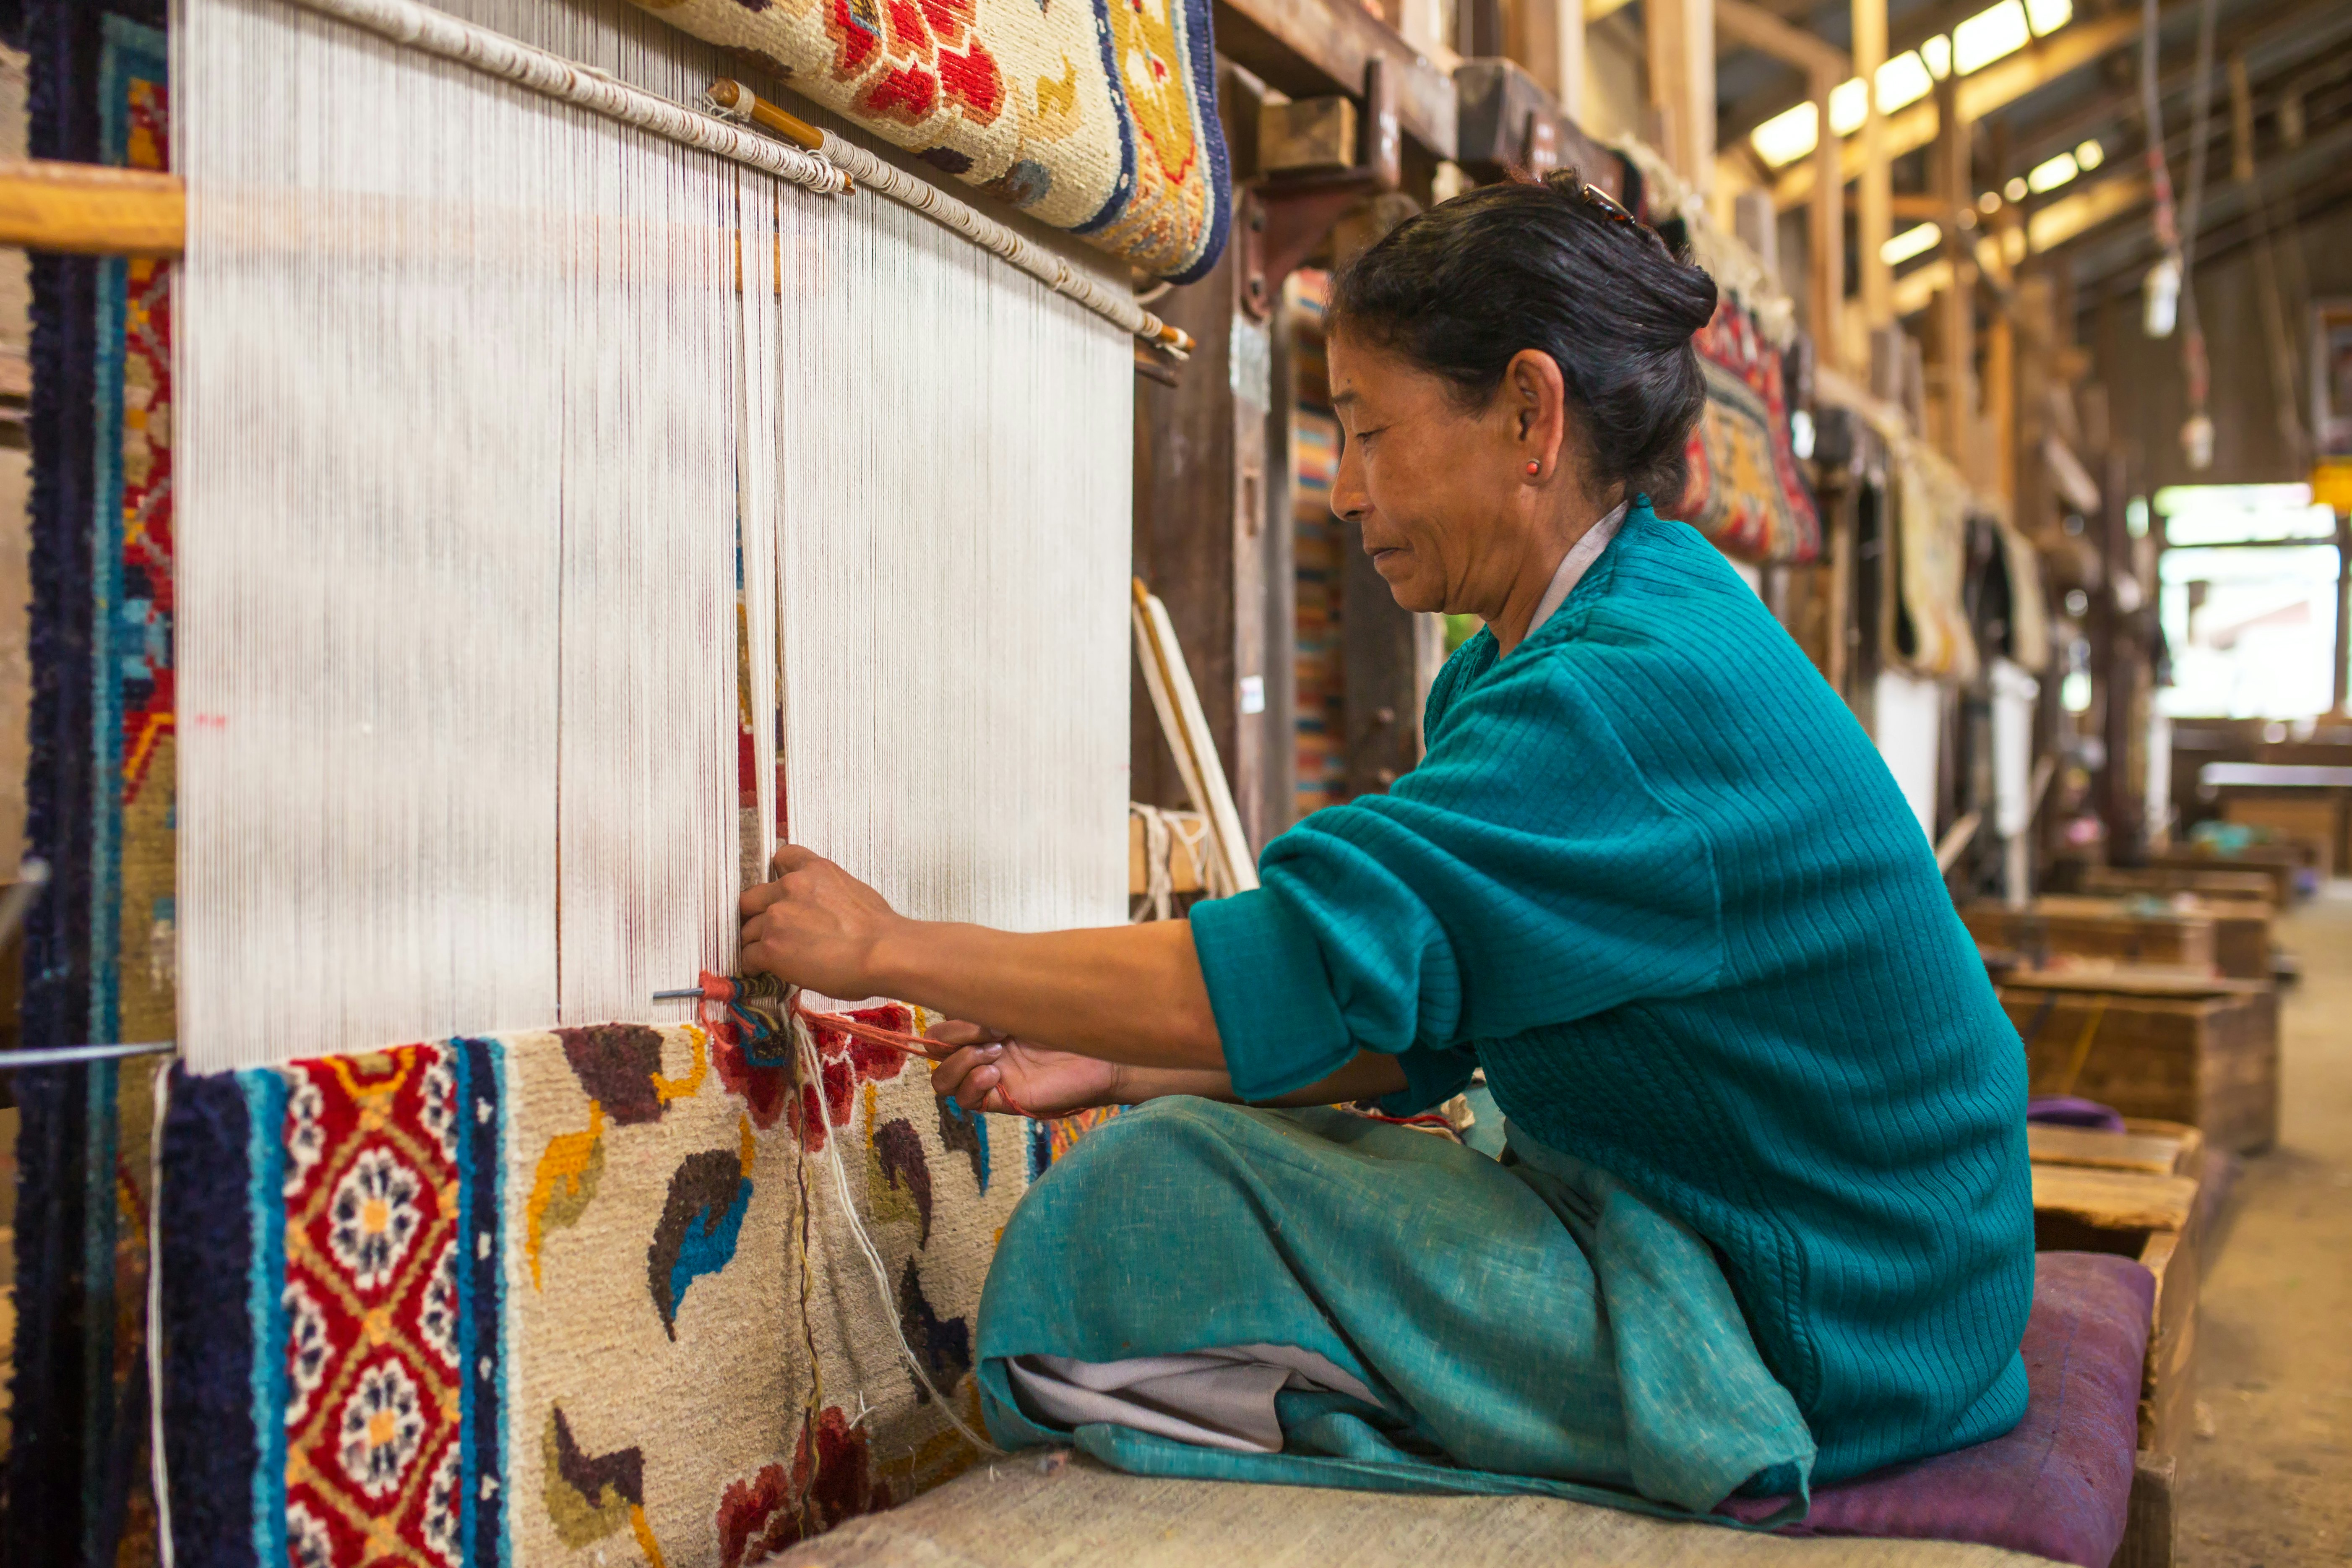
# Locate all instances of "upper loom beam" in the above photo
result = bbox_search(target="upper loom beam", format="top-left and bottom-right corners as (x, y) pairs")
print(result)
(0, 159), (184, 258)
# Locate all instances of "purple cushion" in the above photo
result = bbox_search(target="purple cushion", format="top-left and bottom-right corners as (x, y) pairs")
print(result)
(1722, 1252), (2154, 1567)
(2027, 1097), (2128, 1133)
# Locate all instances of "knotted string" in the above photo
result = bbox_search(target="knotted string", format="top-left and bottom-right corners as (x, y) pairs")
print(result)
(693, 971), (1049, 1119)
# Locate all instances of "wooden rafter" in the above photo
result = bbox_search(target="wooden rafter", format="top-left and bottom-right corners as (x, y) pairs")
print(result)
(1715, 0), (1849, 80)
(1768, 8), (2142, 208)
(2004, 0), (2352, 175)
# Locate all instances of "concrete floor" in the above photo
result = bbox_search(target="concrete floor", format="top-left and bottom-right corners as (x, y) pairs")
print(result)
(2179, 885), (2352, 1567)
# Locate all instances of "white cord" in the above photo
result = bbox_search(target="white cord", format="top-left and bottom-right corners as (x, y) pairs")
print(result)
(791, 1011), (1001, 1455)
(1130, 802), (1172, 923)
(147, 1062), (176, 1568)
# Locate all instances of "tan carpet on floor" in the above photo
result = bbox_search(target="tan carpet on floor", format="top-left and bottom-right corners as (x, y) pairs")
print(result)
(770, 1452), (2056, 1567)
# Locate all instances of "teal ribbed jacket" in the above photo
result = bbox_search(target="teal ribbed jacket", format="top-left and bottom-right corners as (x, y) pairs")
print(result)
(1190, 500), (2035, 1482)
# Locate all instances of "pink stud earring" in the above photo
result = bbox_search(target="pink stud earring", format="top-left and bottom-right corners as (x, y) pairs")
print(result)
(1524, 461), (1540, 476)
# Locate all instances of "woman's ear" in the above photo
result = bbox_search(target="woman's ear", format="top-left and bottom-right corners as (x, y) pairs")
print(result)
(1505, 348), (1568, 467)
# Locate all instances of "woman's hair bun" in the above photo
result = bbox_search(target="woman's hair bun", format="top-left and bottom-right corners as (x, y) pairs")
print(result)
(1328, 170), (1720, 508)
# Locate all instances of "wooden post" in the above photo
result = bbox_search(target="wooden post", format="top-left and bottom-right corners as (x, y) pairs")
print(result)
(2098, 448), (2141, 862)
(1986, 255), (2016, 506)
(1931, 74), (1974, 468)
(1808, 67), (1844, 371)
(2336, 512), (2351, 715)
(1645, 0), (1714, 192)
(1131, 70), (1277, 854)
(1557, 0), (1585, 121)
(1852, 0), (1891, 331)
(2015, 273), (2058, 539)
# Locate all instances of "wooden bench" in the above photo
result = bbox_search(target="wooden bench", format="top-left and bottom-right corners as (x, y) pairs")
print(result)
(2144, 844), (2305, 907)
(2076, 865), (2276, 905)
(1963, 898), (2219, 974)
(2067, 875), (2279, 980)
(2001, 967), (2279, 1154)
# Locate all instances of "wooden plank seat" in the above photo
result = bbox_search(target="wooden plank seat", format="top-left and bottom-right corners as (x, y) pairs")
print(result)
(776, 1255), (2159, 1568)
(2028, 1142), (2205, 1468)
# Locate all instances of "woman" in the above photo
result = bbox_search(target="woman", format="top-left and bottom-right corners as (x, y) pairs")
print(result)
(738, 171), (2033, 1520)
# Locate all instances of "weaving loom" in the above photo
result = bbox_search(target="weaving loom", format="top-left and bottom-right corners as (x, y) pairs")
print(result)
(30, 0), (1225, 1558)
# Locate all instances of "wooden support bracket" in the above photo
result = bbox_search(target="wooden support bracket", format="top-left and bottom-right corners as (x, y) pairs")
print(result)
(1452, 58), (1623, 193)
(0, 159), (184, 257)
(1241, 57), (1405, 318)
(1213, 0), (1456, 161)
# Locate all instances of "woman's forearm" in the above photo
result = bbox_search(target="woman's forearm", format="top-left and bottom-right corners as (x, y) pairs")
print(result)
(1113, 1050), (1410, 1109)
(869, 917), (1225, 1070)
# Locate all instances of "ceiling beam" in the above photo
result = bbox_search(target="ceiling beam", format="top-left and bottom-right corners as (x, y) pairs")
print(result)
(1767, 7), (2143, 208)
(2061, 98), (2352, 289)
(1715, 0), (1850, 79)
(2005, 0), (2352, 176)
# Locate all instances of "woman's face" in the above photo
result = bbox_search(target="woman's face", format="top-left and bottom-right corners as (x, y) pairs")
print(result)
(1325, 328), (1569, 619)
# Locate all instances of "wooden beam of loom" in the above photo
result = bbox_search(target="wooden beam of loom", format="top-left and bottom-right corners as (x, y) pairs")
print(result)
(0, 159), (183, 257)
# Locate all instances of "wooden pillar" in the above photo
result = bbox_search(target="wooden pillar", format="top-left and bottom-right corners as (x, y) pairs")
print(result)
(1808, 67), (1844, 371)
(1131, 71), (1276, 852)
(1502, 0), (1583, 120)
(2336, 512), (2351, 715)
(1853, 0), (1891, 332)
(1931, 74), (1974, 468)
(1558, 0), (1585, 121)
(1646, 0), (1714, 192)
(2098, 449), (2142, 860)
(2015, 274), (2058, 538)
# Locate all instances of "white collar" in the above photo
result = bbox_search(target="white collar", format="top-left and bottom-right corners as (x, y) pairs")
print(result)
(1521, 500), (1629, 646)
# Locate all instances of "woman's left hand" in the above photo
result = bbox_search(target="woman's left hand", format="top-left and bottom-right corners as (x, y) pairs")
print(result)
(925, 1020), (1125, 1117)
(738, 845), (904, 998)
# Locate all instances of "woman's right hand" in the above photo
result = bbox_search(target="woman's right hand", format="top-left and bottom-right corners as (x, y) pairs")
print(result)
(925, 1019), (1124, 1118)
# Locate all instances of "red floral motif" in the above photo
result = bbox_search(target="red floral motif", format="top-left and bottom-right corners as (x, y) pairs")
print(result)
(714, 1407), (888, 1566)
(277, 1046), (462, 1566)
(826, 0), (1004, 130)
(710, 1006), (919, 1152)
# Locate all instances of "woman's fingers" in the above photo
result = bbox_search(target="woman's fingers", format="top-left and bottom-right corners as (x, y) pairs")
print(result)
(924, 1018), (1008, 1052)
(767, 843), (823, 879)
(929, 1042), (1007, 1111)
(740, 846), (828, 921)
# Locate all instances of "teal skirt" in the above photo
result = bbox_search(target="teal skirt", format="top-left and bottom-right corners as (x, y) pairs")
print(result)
(974, 1099), (1815, 1522)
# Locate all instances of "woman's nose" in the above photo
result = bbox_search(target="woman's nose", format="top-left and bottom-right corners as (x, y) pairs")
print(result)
(1330, 442), (1367, 522)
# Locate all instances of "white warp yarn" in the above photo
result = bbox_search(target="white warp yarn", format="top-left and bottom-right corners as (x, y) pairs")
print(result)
(175, 0), (1130, 1069)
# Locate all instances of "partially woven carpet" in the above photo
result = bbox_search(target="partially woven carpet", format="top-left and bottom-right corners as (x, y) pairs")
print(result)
(1677, 298), (1820, 565)
(157, 1020), (1112, 1565)
(627, 0), (1229, 280)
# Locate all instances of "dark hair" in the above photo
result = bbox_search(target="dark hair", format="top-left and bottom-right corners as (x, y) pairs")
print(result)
(1327, 168), (1719, 509)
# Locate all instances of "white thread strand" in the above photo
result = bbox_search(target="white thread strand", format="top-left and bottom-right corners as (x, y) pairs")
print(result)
(147, 1063), (175, 1568)
(174, 0), (1128, 1068)
(793, 1012), (1001, 1455)
(284, 0), (847, 194)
